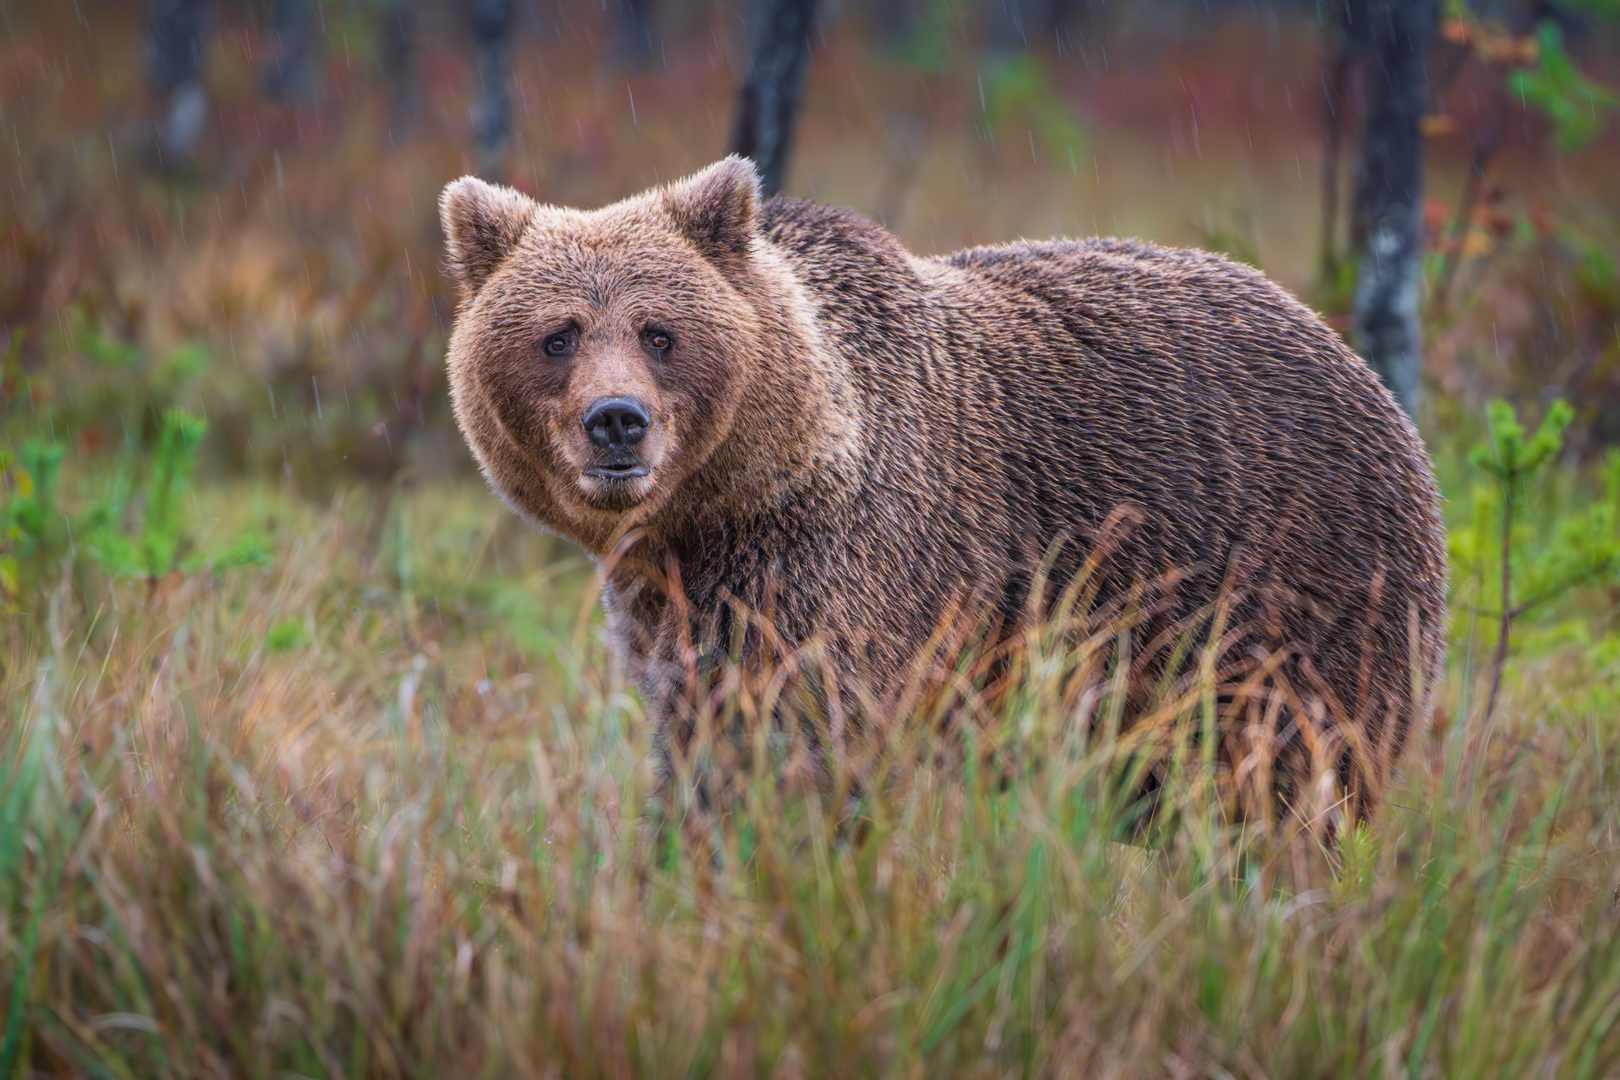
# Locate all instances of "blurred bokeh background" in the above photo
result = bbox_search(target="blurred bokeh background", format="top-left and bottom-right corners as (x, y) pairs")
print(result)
(0, 0), (1616, 514)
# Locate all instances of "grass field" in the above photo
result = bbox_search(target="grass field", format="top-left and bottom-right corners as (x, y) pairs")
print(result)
(3, 461), (1620, 1078)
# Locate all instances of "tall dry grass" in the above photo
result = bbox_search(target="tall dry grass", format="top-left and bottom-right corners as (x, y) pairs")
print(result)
(3, 483), (1618, 1078)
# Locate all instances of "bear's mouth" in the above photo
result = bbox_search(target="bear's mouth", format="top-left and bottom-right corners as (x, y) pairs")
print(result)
(583, 461), (649, 480)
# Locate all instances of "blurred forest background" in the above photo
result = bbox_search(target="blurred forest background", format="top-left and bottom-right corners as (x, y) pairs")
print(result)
(0, 0), (1615, 504)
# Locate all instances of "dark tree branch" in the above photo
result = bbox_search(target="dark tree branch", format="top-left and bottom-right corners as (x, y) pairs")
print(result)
(729, 0), (821, 197)
(1434, 99), (1506, 314)
(1434, 1), (1543, 316)
(1318, 33), (1353, 287)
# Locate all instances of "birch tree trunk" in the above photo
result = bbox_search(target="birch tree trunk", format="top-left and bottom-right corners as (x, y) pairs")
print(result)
(147, 0), (210, 157)
(1348, 0), (1437, 420)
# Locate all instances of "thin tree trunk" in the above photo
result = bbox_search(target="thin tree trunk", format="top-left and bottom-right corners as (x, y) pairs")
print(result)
(1434, 43), (1524, 314)
(262, 0), (315, 101)
(728, 0), (821, 197)
(987, 0), (1034, 50)
(616, 0), (656, 68)
(148, 0), (208, 91)
(470, 0), (516, 181)
(147, 0), (211, 157)
(1348, 0), (1438, 419)
(380, 0), (418, 134)
(1433, 112), (1504, 315)
(1318, 38), (1352, 288)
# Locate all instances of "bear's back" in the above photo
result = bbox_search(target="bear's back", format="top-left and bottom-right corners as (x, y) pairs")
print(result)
(928, 237), (1436, 549)
(934, 236), (1446, 712)
(760, 207), (1446, 792)
(757, 206), (1447, 649)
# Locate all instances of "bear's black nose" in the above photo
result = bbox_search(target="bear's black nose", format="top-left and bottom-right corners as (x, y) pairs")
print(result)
(582, 396), (651, 450)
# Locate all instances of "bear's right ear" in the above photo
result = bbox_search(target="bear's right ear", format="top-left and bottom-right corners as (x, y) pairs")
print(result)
(661, 156), (761, 275)
(439, 176), (536, 301)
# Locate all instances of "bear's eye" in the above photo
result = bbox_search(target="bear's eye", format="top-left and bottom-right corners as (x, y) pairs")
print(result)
(644, 329), (673, 356)
(542, 329), (576, 358)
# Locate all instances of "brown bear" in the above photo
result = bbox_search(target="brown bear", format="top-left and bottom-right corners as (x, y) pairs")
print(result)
(439, 156), (1448, 816)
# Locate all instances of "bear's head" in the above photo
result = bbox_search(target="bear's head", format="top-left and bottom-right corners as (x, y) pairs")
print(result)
(440, 157), (839, 555)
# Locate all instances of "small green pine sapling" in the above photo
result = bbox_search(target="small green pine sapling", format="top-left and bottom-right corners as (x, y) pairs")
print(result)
(1, 407), (271, 604)
(140, 408), (208, 576)
(0, 441), (68, 600)
(1468, 399), (1620, 728)
(12, 442), (67, 561)
(126, 408), (270, 577)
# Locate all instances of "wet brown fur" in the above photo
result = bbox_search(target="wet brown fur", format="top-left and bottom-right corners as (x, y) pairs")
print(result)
(440, 157), (1448, 815)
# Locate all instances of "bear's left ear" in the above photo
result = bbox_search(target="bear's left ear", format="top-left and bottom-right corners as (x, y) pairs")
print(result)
(440, 176), (537, 301)
(661, 156), (761, 275)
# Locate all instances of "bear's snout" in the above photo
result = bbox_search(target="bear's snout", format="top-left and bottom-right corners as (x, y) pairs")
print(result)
(580, 396), (656, 485)
(582, 396), (651, 451)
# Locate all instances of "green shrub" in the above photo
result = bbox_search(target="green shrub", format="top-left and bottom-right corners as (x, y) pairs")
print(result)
(1, 409), (269, 608)
(265, 617), (308, 653)
(1452, 398), (1620, 724)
